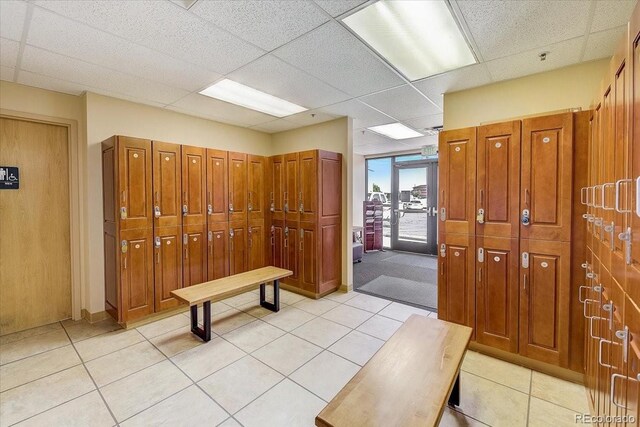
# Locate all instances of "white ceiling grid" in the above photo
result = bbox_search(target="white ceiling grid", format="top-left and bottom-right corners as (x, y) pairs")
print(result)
(0, 0), (635, 156)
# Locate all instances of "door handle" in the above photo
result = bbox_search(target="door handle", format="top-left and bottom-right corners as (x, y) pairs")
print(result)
(615, 179), (632, 213)
(611, 373), (629, 409)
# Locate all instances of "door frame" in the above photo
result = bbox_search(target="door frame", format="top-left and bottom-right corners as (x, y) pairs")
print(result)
(1, 109), (82, 322)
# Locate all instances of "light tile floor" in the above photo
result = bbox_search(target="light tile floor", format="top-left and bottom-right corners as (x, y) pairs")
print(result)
(0, 290), (590, 427)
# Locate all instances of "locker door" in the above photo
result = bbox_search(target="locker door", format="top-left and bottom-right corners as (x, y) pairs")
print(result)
(153, 141), (181, 229)
(248, 155), (265, 221)
(608, 279), (627, 423)
(207, 222), (229, 281)
(269, 155), (285, 222)
(476, 121), (521, 239)
(284, 153), (299, 222)
(438, 128), (476, 235)
(206, 149), (228, 224)
(628, 10), (640, 307)
(229, 152), (248, 223)
(284, 223), (300, 288)
(120, 228), (154, 321)
(270, 221), (285, 269)
(299, 150), (318, 223)
(117, 136), (152, 230)
(520, 113), (573, 241)
(601, 85), (615, 270)
(300, 223), (317, 293)
(475, 236), (519, 353)
(437, 234), (475, 333)
(229, 220), (248, 275)
(625, 295), (640, 427)
(181, 146), (206, 227)
(183, 224), (207, 287)
(248, 220), (266, 270)
(519, 239), (570, 367)
(154, 226), (182, 311)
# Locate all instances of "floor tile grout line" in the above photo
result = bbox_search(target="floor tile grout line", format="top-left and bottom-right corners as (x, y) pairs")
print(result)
(461, 369), (532, 396)
(0, 339), (70, 367)
(526, 370), (533, 426)
(0, 353), (84, 394)
(0, 324), (65, 346)
(449, 405), (492, 426)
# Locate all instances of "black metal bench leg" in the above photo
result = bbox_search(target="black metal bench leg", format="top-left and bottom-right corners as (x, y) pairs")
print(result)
(260, 279), (280, 312)
(190, 301), (212, 342)
(448, 373), (460, 407)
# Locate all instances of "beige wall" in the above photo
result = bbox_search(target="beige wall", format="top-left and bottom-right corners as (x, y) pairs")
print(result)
(353, 154), (365, 227)
(443, 59), (609, 129)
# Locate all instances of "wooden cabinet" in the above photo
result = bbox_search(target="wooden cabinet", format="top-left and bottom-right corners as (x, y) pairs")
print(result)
(299, 150), (318, 223)
(475, 237), (519, 353)
(154, 226), (182, 311)
(181, 146), (206, 227)
(284, 153), (299, 222)
(268, 155), (285, 222)
(438, 127), (476, 235)
(476, 121), (521, 239)
(438, 233), (475, 333)
(519, 239), (570, 367)
(152, 141), (181, 229)
(299, 223), (317, 293)
(248, 155), (266, 221)
(270, 221), (285, 269)
(229, 152), (247, 223)
(114, 136), (153, 230)
(119, 228), (154, 321)
(248, 220), (266, 271)
(520, 113), (573, 242)
(229, 220), (248, 275)
(629, 5), (640, 306)
(207, 221), (228, 281)
(182, 224), (207, 287)
(206, 149), (228, 224)
(284, 223), (300, 287)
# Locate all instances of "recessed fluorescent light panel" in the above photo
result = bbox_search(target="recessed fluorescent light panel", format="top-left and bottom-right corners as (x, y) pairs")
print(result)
(368, 123), (423, 140)
(343, 0), (476, 81)
(199, 79), (307, 118)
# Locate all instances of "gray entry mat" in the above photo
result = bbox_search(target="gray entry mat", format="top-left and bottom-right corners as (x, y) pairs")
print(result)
(358, 275), (437, 311)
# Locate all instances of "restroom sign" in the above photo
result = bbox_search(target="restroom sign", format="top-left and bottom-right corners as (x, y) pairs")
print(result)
(0, 167), (19, 189)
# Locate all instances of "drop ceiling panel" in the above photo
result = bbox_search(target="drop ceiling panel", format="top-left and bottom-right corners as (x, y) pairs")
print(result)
(413, 64), (492, 108)
(583, 26), (628, 62)
(17, 70), (95, 97)
(316, 99), (394, 128)
(0, 0), (26, 41)
(0, 38), (20, 69)
(283, 110), (338, 127)
(169, 93), (276, 127)
(33, 0), (265, 74)
(485, 37), (584, 82)
(313, 0), (369, 17)
(228, 55), (349, 109)
(591, 0), (636, 32)
(399, 135), (438, 149)
(250, 119), (299, 134)
(1, 66), (15, 82)
(359, 85), (440, 121)
(273, 21), (405, 97)
(190, 0), (329, 51)
(20, 45), (188, 105)
(354, 141), (411, 156)
(457, 0), (591, 61)
(403, 114), (444, 131)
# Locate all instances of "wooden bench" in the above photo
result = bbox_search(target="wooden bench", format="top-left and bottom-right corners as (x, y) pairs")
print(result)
(316, 315), (472, 427)
(171, 266), (292, 342)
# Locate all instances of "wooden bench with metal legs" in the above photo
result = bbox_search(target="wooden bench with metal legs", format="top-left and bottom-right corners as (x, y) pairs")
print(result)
(171, 266), (292, 342)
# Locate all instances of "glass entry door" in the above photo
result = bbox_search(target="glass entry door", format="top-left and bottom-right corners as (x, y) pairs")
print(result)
(391, 161), (438, 254)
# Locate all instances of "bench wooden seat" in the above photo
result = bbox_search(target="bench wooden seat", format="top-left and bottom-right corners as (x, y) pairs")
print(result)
(315, 315), (472, 427)
(171, 266), (292, 342)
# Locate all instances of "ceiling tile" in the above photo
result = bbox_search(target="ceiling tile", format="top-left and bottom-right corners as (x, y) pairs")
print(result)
(169, 93), (276, 127)
(583, 26), (628, 62)
(458, 0), (591, 61)
(591, 0), (636, 32)
(33, 0), (265, 74)
(0, 0), (26, 41)
(359, 85), (440, 121)
(399, 135), (438, 149)
(413, 64), (492, 108)
(313, 0), (369, 17)
(1, 66), (15, 82)
(316, 99), (394, 129)
(0, 38), (20, 69)
(273, 21), (405, 97)
(485, 37), (584, 82)
(228, 55), (349, 109)
(353, 140), (410, 156)
(284, 110), (338, 127)
(20, 45), (188, 105)
(191, 1), (329, 51)
(250, 119), (299, 134)
(16, 70), (91, 96)
(403, 114), (444, 131)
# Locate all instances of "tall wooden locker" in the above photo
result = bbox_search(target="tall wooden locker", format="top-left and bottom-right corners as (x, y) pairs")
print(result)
(628, 6), (640, 306)
(269, 155), (285, 222)
(624, 295), (640, 426)
(206, 149), (228, 224)
(248, 155), (265, 222)
(114, 136), (153, 231)
(270, 221), (285, 269)
(284, 153), (300, 223)
(284, 223), (300, 287)
(229, 220), (248, 275)
(438, 233), (475, 333)
(207, 221), (229, 281)
(518, 239), (570, 367)
(476, 121), (521, 239)
(153, 141), (182, 229)
(475, 236), (519, 353)
(299, 223), (317, 293)
(154, 226), (182, 311)
(229, 152), (248, 223)
(317, 151), (342, 294)
(181, 146), (206, 227)
(183, 224), (207, 287)
(520, 113), (573, 242)
(119, 229), (154, 321)
(601, 84), (615, 270)
(248, 220), (266, 271)
(299, 150), (318, 223)
(438, 127), (476, 236)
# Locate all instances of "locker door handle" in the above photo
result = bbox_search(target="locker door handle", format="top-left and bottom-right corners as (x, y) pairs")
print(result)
(615, 179), (632, 213)
(599, 338), (618, 368)
(583, 299), (599, 319)
(636, 176), (640, 218)
(580, 187), (588, 205)
(611, 374), (629, 409)
(523, 274), (527, 291)
(478, 267), (482, 283)
(589, 316), (606, 339)
(593, 184), (604, 208)
(602, 183), (615, 211)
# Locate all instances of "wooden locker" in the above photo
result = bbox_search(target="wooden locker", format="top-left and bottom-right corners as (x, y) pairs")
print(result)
(183, 224), (207, 287)
(601, 84), (615, 270)
(181, 146), (206, 227)
(284, 153), (300, 222)
(299, 150), (318, 223)
(518, 239), (570, 367)
(229, 152), (248, 223)
(520, 113), (573, 242)
(437, 233), (475, 333)
(154, 226), (182, 311)
(318, 221), (342, 295)
(248, 220), (266, 271)
(476, 121), (521, 239)
(269, 155), (285, 222)
(120, 228), (154, 321)
(207, 221), (229, 281)
(270, 220), (285, 269)
(624, 295), (640, 427)
(206, 149), (228, 224)
(438, 127), (476, 235)
(284, 222), (300, 288)
(248, 155), (266, 222)
(115, 136), (153, 230)
(608, 278), (628, 422)
(229, 220), (248, 275)
(629, 3), (640, 308)
(299, 222), (317, 293)
(152, 141), (181, 229)
(318, 151), (342, 294)
(475, 236), (519, 353)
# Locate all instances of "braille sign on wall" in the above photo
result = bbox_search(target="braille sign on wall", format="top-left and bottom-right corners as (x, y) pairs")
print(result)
(0, 167), (19, 189)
